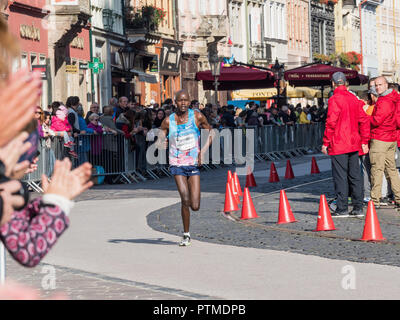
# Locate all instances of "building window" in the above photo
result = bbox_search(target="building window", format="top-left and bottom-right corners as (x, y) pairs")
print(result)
(30, 53), (37, 69)
(21, 53), (28, 69)
(39, 55), (46, 66)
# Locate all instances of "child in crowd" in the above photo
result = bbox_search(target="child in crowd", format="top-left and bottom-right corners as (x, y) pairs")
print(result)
(50, 105), (78, 158)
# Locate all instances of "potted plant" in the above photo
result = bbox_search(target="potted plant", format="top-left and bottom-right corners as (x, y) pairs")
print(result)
(126, 5), (167, 31)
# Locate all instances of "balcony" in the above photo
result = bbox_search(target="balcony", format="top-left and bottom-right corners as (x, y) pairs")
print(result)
(125, 5), (165, 45)
(249, 43), (272, 63)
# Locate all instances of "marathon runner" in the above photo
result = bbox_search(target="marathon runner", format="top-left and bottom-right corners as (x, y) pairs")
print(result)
(159, 90), (213, 246)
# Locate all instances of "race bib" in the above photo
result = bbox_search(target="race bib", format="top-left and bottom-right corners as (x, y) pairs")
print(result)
(176, 133), (196, 151)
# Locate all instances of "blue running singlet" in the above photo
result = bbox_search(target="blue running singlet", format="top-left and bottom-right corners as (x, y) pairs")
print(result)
(168, 109), (201, 166)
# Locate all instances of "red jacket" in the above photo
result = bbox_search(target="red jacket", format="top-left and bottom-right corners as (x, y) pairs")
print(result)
(323, 86), (370, 156)
(394, 90), (400, 146)
(371, 90), (399, 142)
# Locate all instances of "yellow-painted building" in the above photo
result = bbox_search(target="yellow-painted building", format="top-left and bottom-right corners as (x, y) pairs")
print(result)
(335, 0), (360, 54)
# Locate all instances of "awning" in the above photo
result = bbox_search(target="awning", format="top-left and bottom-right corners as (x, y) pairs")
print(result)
(196, 65), (275, 91)
(284, 63), (369, 87)
(130, 68), (158, 84)
(231, 86), (319, 100)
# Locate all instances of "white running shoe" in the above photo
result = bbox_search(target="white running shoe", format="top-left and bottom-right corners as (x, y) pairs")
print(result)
(179, 234), (191, 247)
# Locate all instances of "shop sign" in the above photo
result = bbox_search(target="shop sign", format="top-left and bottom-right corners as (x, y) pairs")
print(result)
(79, 62), (89, 70)
(160, 44), (182, 73)
(32, 65), (47, 80)
(20, 25), (40, 41)
(66, 64), (78, 74)
(71, 37), (84, 50)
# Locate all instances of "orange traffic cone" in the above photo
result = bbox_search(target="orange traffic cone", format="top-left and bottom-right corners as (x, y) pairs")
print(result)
(269, 162), (280, 183)
(314, 195), (335, 231)
(360, 201), (386, 241)
(229, 175), (240, 204)
(227, 170), (233, 183)
(284, 160), (295, 180)
(277, 190), (297, 224)
(245, 172), (257, 187)
(245, 167), (257, 187)
(233, 172), (243, 197)
(311, 157), (320, 174)
(240, 188), (259, 220)
(224, 182), (239, 213)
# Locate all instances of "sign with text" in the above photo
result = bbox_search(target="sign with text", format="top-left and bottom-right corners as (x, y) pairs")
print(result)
(66, 64), (78, 74)
(32, 65), (47, 80)
(79, 62), (89, 70)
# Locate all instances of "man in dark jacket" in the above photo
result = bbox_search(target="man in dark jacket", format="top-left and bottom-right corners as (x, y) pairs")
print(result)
(322, 72), (370, 217)
(369, 76), (400, 209)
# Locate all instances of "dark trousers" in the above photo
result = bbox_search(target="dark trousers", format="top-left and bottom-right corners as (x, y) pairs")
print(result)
(331, 151), (363, 212)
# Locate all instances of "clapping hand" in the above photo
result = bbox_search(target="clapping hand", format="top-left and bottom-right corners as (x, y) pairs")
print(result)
(0, 69), (42, 147)
(41, 159), (93, 200)
(0, 180), (25, 226)
(0, 132), (32, 178)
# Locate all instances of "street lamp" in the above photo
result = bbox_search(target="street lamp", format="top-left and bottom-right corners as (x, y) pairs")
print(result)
(118, 44), (136, 100)
(272, 58), (285, 107)
(208, 41), (222, 106)
(210, 58), (222, 106)
(102, 9), (115, 32)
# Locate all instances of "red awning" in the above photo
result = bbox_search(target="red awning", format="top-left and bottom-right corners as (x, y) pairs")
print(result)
(196, 65), (275, 90)
(284, 63), (369, 87)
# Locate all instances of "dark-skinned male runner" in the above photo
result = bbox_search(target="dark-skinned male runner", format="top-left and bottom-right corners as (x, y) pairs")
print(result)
(159, 90), (213, 246)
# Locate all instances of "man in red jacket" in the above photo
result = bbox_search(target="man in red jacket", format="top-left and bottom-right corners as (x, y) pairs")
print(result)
(369, 76), (400, 208)
(322, 72), (370, 217)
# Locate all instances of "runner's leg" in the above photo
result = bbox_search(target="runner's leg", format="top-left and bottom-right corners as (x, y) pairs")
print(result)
(174, 175), (191, 233)
(188, 175), (201, 211)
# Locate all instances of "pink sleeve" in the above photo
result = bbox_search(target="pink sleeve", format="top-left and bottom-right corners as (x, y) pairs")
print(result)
(0, 197), (70, 268)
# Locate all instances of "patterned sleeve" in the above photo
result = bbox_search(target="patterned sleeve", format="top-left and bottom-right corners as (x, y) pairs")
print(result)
(0, 197), (70, 268)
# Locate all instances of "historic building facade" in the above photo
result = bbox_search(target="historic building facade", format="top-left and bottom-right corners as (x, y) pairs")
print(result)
(177, 0), (230, 105)
(376, 0), (399, 82)
(287, 0), (311, 67)
(228, 0), (247, 64)
(6, 0), (50, 108)
(359, 0), (382, 77)
(45, 0), (92, 108)
(264, 0), (288, 65)
(127, 0), (181, 105)
(335, 0), (360, 54)
(90, 0), (125, 108)
(310, 0), (335, 57)
(247, 0), (270, 67)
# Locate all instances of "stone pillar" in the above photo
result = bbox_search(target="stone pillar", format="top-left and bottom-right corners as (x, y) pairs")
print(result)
(47, 0), (90, 103)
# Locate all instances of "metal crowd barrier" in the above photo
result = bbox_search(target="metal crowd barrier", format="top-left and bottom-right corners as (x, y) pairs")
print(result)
(22, 123), (325, 189)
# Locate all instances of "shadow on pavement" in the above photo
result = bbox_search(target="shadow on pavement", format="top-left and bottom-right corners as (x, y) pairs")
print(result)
(108, 238), (177, 246)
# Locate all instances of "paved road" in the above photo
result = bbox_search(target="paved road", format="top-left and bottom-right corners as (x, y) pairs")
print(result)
(5, 154), (400, 299)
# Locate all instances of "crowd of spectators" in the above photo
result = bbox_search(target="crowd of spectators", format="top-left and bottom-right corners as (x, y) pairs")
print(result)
(33, 95), (327, 180)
